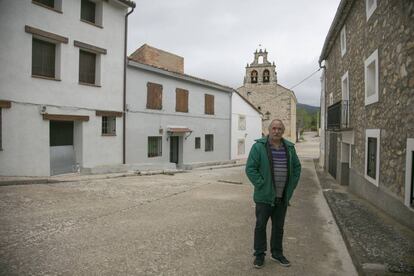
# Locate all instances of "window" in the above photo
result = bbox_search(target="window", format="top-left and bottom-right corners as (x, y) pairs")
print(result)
(176, 88), (188, 112)
(238, 139), (245, 155)
(341, 71), (349, 126)
(32, 0), (63, 12)
(26, 26), (68, 80)
(364, 49), (379, 105)
(148, 136), (162, 157)
(340, 25), (346, 57)
(32, 38), (56, 78)
(34, 0), (55, 8)
(251, 70), (258, 83)
(195, 137), (201, 149)
(263, 70), (270, 83)
(74, 40), (106, 86)
(102, 116), (116, 136)
(147, 82), (163, 110)
(238, 115), (246, 130)
(79, 50), (96, 84)
(365, 129), (380, 186)
(329, 93), (333, 105)
(81, 0), (103, 26)
(205, 134), (214, 152)
(81, 0), (96, 23)
(405, 138), (414, 208)
(366, 0), (377, 20)
(204, 94), (214, 115)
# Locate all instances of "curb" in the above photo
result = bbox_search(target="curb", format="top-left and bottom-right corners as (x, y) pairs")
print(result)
(0, 164), (245, 187)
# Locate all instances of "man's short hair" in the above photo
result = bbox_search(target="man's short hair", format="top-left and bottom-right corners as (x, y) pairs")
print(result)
(268, 119), (285, 130)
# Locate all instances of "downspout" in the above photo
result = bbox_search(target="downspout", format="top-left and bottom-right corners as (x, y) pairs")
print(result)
(123, 5), (135, 164)
(319, 60), (327, 169)
(229, 90), (233, 161)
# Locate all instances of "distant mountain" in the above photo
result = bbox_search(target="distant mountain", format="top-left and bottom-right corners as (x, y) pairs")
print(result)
(297, 103), (319, 114)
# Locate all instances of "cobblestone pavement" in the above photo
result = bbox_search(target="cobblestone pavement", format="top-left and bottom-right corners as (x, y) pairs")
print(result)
(315, 163), (414, 275)
(0, 133), (357, 275)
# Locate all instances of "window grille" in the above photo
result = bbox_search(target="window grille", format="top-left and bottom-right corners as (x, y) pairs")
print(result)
(148, 136), (162, 157)
(102, 116), (116, 135)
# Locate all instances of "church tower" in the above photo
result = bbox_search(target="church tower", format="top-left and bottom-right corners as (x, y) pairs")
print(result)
(237, 49), (297, 141)
(244, 49), (277, 85)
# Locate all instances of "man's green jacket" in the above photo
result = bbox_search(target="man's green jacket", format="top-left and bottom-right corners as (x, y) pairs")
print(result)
(245, 137), (301, 205)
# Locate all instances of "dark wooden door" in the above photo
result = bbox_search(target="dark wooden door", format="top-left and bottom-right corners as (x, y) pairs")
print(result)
(170, 136), (179, 164)
(328, 133), (337, 178)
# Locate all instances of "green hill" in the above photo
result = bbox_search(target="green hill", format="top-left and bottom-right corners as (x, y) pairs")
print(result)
(297, 103), (320, 132)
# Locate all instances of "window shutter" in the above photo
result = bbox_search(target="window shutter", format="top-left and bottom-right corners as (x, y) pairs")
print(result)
(147, 82), (163, 110)
(205, 94), (214, 115)
(176, 88), (188, 112)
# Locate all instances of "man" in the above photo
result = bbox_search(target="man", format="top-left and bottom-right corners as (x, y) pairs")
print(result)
(245, 119), (301, 269)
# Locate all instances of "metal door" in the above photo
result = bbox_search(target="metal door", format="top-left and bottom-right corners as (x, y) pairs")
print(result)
(328, 133), (337, 178)
(50, 121), (75, 175)
(170, 136), (179, 164)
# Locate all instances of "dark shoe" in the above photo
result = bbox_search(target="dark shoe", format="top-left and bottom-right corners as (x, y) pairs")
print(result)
(253, 254), (265, 269)
(271, 255), (291, 267)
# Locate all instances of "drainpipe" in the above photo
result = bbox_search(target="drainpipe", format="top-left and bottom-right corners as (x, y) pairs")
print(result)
(319, 60), (327, 169)
(123, 5), (135, 164)
(229, 90), (233, 161)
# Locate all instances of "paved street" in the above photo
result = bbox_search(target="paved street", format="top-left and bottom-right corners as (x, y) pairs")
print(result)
(0, 133), (357, 275)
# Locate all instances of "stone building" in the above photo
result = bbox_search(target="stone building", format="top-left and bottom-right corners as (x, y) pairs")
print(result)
(237, 49), (297, 141)
(319, 0), (414, 229)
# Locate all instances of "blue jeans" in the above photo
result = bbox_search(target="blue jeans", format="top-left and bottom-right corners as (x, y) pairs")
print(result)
(254, 199), (287, 257)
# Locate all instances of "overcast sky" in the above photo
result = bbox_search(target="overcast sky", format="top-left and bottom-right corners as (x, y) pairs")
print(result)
(127, 0), (341, 107)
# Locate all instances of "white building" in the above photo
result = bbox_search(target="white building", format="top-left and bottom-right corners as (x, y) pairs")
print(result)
(0, 0), (135, 176)
(126, 45), (232, 170)
(231, 92), (262, 160)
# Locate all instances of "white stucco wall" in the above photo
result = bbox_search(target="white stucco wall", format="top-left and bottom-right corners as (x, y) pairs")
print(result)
(231, 93), (262, 160)
(0, 1), (127, 176)
(126, 64), (231, 168)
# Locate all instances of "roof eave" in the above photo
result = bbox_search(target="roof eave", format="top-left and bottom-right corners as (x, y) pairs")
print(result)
(319, 0), (355, 63)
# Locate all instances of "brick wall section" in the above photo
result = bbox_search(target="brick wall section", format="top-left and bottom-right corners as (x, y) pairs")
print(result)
(129, 44), (184, 74)
(324, 0), (414, 198)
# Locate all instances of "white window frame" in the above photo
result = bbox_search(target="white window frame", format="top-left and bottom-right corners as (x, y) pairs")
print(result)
(366, 0), (377, 21)
(404, 138), (414, 208)
(365, 129), (380, 186)
(364, 49), (379, 106)
(341, 71), (349, 102)
(237, 139), (245, 155)
(340, 25), (346, 57)
(102, 116), (116, 136)
(238, 115), (246, 130)
(341, 71), (350, 126)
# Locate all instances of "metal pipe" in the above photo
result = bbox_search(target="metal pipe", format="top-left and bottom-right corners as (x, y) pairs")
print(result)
(123, 6), (135, 164)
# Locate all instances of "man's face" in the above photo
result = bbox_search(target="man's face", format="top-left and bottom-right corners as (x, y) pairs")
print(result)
(269, 121), (285, 140)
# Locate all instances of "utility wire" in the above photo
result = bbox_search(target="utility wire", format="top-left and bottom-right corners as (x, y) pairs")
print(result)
(288, 67), (322, 90)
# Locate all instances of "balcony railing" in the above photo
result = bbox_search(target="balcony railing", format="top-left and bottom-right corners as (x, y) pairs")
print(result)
(327, 100), (350, 130)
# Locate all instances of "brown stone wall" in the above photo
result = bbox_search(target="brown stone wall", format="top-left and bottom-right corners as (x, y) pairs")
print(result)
(324, 0), (414, 199)
(237, 83), (296, 142)
(129, 44), (184, 74)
